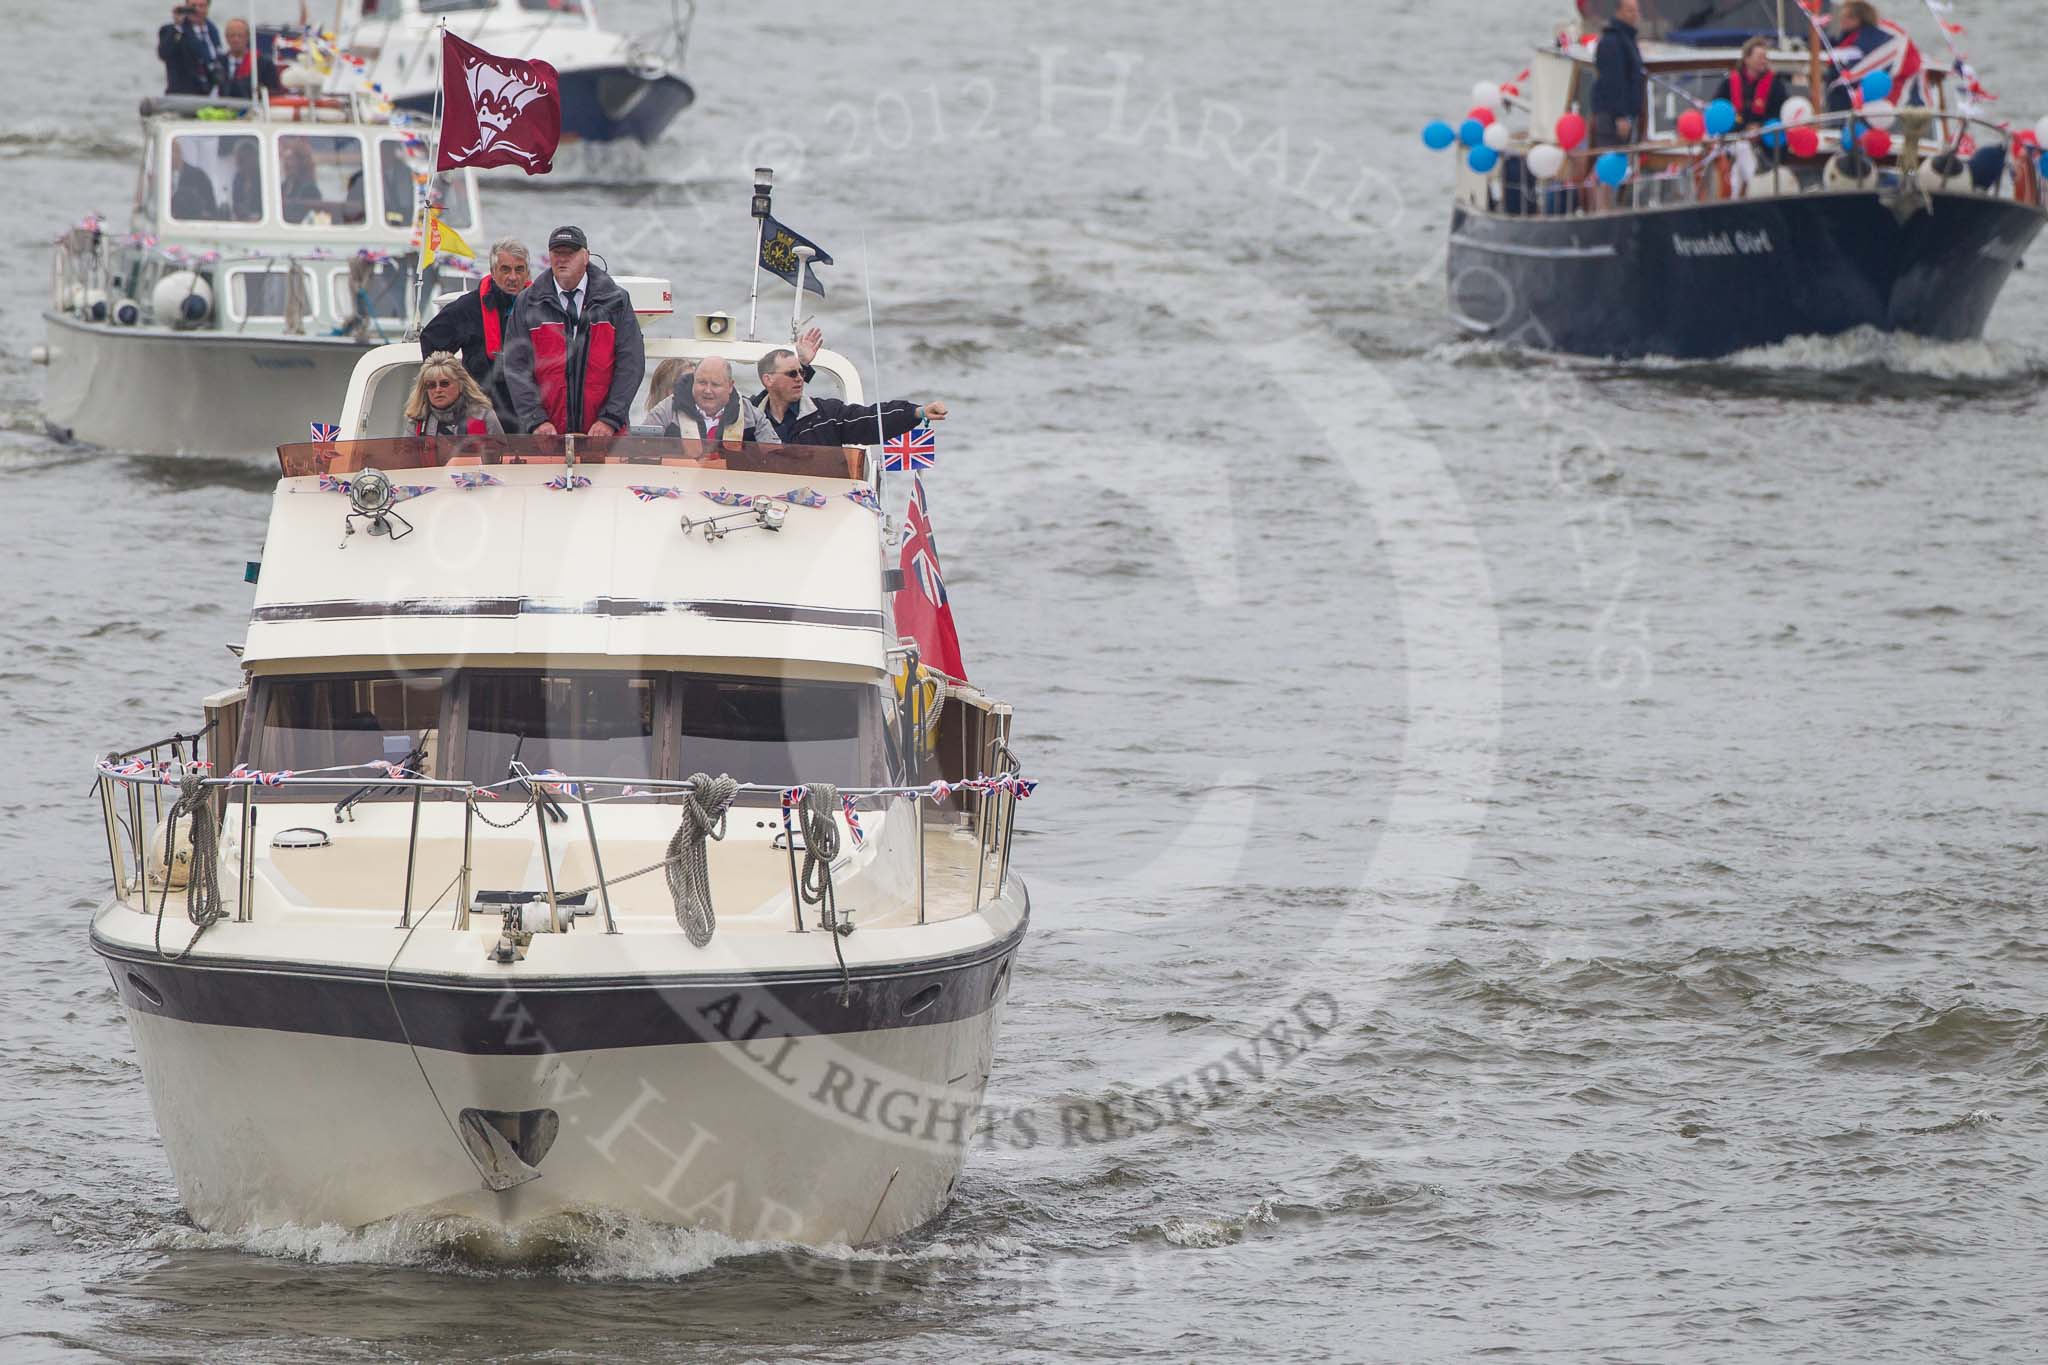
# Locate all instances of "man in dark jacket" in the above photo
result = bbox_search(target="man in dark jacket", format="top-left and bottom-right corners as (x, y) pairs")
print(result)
(500, 226), (646, 438)
(217, 18), (285, 100)
(1591, 0), (1646, 149)
(158, 0), (225, 96)
(750, 347), (947, 447)
(420, 238), (530, 432)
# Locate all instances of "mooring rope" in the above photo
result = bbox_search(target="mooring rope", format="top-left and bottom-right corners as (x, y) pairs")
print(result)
(153, 768), (225, 961)
(794, 783), (856, 1002)
(666, 772), (738, 947)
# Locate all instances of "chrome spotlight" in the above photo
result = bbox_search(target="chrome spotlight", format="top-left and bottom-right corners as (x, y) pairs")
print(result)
(343, 467), (412, 542)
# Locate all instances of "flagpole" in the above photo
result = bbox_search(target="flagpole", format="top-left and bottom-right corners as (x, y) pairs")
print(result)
(407, 20), (448, 340)
(861, 233), (888, 479)
(747, 167), (772, 341)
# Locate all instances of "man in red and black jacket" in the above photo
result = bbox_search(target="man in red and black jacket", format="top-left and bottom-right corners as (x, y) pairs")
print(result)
(419, 238), (530, 432)
(501, 225), (647, 438)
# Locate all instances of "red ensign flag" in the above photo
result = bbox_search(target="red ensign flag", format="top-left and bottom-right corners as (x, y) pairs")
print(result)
(435, 32), (562, 175)
(896, 476), (967, 681)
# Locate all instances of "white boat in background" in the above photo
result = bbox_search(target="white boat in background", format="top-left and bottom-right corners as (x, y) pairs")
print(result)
(37, 93), (484, 457)
(332, 0), (697, 149)
(90, 327), (1030, 1248)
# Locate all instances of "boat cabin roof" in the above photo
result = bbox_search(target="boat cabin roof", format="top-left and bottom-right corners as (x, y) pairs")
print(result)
(250, 337), (891, 678)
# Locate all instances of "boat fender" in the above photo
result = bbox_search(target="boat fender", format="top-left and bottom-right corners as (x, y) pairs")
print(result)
(1917, 153), (1970, 195)
(113, 298), (142, 327)
(29, 344), (48, 366)
(79, 288), (109, 323)
(147, 816), (194, 891)
(152, 271), (213, 329)
(1824, 152), (1878, 192)
(1744, 167), (1801, 199)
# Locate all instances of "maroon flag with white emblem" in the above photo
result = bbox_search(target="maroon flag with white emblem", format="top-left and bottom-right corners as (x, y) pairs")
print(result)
(435, 32), (562, 175)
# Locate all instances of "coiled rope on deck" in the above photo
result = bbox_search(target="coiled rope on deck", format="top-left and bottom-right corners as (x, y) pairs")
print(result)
(154, 768), (225, 961)
(793, 783), (856, 1003)
(666, 773), (738, 947)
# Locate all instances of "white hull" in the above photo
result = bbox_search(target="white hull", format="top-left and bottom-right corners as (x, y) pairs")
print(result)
(119, 1000), (1007, 1246)
(41, 311), (374, 458)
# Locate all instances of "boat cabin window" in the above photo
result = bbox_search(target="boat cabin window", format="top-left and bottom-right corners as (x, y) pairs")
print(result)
(461, 672), (660, 785)
(246, 674), (444, 793)
(278, 133), (368, 226)
(228, 265), (320, 322)
(420, 0), (501, 13)
(517, 0), (587, 12)
(333, 260), (420, 324)
(168, 133), (264, 223)
(677, 677), (888, 788)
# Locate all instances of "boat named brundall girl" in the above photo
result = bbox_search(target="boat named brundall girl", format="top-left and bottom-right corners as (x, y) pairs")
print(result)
(89, 328), (1031, 1248)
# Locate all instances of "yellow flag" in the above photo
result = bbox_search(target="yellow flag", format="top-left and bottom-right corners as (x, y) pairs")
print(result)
(421, 208), (475, 269)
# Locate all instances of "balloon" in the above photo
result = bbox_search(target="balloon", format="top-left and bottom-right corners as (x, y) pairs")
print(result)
(1595, 151), (1631, 186)
(1468, 106), (1497, 128)
(1472, 81), (1502, 110)
(1782, 96), (1814, 125)
(1526, 144), (1566, 178)
(1761, 121), (1786, 150)
(1677, 109), (1707, 142)
(1862, 69), (1894, 103)
(1423, 120), (1457, 151)
(1863, 98), (1896, 131)
(1556, 112), (1588, 149)
(1467, 146), (1500, 174)
(1862, 127), (1893, 158)
(1705, 99), (1738, 137)
(1460, 118), (1486, 148)
(1787, 125), (1820, 158)
(1483, 122), (1511, 152)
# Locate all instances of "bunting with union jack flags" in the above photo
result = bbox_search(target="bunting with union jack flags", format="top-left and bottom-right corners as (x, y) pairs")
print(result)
(883, 425), (937, 471)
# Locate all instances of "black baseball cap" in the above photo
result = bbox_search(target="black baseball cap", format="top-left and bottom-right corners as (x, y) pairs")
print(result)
(547, 225), (588, 251)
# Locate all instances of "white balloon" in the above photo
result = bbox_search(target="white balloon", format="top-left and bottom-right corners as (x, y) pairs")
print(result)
(1527, 144), (1567, 178)
(1781, 96), (1814, 126)
(1863, 98), (1897, 131)
(1472, 81), (1502, 111)
(1483, 122), (1511, 152)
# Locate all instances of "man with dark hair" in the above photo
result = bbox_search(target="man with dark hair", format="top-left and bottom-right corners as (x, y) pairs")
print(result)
(501, 226), (646, 438)
(158, 0), (224, 96)
(420, 238), (531, 432)
(750, 348), (946, 447)
(1589, 0), (1646, 209)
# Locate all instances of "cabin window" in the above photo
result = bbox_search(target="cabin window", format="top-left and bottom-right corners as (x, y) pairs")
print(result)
(518, 0), (587, 12)
(245, 674), (446, 795)
(675, 677), (888, 788)
(421, 0), (500, 13)
(461, 673), (661, 786)
(229, 266), (319, 322)
(167, 133), (263, 223)
(332, 259), (419, 321)
(277, 133), (367, 226)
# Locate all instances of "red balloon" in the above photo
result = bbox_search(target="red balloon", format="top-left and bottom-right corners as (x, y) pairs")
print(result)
(1677, 109), (1707, 142)
(1467, 106), (1496, 127)
(1556, 112), (1588, 149)
(1862, 128), (1893, 158)
(1788, 125), (1821, 158)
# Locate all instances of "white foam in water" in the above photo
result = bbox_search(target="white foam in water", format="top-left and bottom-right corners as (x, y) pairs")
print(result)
(1717, 326), (2045, 380)
(141, 1208), (1033, 1281)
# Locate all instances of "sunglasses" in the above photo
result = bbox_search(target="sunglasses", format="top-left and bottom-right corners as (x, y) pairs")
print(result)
(425, 377), (459, 388)
(769, 369), (805, 380)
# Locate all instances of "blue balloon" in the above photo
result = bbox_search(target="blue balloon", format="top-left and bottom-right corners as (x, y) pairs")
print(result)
(1459, 118), (1487, 148)
(1862, 69), (1893, 102)
(1423, 120), (1456, 151)
(1761, 121), (1785, 149)
(1468, 145), (1500, 173)
(1596, 151), (1631, 186)
(1705, 99), (1738, 137)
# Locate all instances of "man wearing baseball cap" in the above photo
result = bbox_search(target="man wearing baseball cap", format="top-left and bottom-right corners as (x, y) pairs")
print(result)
(500, 225), (647, 439)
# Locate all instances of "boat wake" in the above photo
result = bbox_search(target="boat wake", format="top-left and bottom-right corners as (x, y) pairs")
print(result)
(141, 1207), (1026, 1280)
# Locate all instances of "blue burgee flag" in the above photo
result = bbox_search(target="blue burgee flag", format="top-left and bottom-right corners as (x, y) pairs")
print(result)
(759, 214), (832, 296)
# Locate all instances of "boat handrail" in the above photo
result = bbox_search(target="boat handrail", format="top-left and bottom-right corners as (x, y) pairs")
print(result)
(94, 757), (1032, 939)
(1465, 109), (2043, 216)
(279, 434), (871, 481)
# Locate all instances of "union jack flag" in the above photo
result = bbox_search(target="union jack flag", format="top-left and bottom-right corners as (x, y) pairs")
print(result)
(311, 421), (340, 442)
(882, 425), (937, 472)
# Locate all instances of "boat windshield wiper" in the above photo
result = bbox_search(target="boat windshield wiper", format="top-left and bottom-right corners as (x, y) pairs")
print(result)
(333, 733), (430, 823)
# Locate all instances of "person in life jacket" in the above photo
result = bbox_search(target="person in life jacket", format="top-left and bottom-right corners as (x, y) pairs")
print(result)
(401, 352), (505, 436)
(419, 238), (530, 433)
(216, 18), (284, 100)
(500, 225), (647, 439)
(1714, 38), (1789, 133)
(654, 356), (766, 446)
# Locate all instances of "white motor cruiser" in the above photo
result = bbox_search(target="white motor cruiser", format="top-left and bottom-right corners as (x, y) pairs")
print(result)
(330, 0), (697, 149)
(89, 326), (1029, 1249)
(38, 92), (483, 457)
